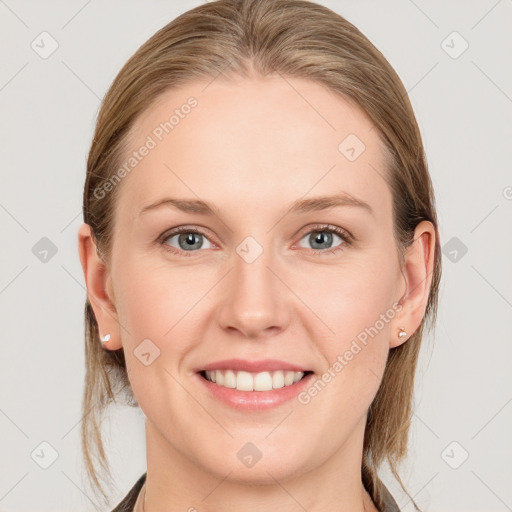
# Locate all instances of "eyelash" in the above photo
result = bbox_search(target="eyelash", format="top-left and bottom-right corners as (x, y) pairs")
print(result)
(158, 224), (353, 258)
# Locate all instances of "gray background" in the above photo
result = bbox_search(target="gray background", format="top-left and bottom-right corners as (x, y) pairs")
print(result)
(1, 0), (511, 511)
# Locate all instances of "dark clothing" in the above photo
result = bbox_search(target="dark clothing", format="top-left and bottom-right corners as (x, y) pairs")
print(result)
(111, 473), (146, 512)
(111, 472), (401, 512)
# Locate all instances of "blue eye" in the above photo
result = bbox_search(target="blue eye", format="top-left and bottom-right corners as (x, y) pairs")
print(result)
(162, 227), (213, 255)
(296, 226), (350, 255)
(159, 224), (352, 257)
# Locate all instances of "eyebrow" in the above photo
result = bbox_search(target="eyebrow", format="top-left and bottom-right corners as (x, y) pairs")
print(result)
(139, 193), (374, 218)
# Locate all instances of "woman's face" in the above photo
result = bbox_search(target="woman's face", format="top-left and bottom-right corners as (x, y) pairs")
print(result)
(96, 76), (412, 483)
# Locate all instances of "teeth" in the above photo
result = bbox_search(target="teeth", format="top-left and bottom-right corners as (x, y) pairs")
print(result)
(284, 371), (295, 386)
(237, 371), (254, 391)
(203, 369), (306, 391)
(254, 371), (273, 391)
(223, 370), (236, 388)
(272, 371), (285, 389)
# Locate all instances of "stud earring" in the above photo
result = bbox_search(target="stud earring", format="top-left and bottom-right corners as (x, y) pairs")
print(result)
(398, 327), (407, 339)
(100, 333), (111, 344)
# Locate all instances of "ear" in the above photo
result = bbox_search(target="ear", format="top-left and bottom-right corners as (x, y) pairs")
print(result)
(391, 220), (436, 349)
(77, 223), (122, 350)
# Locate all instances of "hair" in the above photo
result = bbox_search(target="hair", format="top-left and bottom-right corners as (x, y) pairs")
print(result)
(81, 0), (442, 509)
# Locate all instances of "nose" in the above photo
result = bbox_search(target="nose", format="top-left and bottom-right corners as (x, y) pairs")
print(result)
(216, 244), (291, 340)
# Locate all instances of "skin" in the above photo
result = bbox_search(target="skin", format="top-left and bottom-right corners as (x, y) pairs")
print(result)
(78, 75), (435, 512)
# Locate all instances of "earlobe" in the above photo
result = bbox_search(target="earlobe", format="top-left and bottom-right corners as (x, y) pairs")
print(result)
(390, 220), (436, 349)
(77, 223), (122, 350)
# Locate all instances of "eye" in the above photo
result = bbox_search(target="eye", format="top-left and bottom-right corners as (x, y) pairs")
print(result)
(160, 227), (213, 256)
(296, 225), (351, 255)
(159, 224), (352, 257)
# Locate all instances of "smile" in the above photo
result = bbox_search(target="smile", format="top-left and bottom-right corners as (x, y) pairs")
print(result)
(200, 369), (312, 391)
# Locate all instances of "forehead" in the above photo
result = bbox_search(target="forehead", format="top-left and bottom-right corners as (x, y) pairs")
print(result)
(115, 75), (391, 224)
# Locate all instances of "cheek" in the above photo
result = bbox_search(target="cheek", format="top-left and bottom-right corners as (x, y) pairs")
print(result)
(296, 256), (397, 345)
(300, 257), (396, 405)
(112, 261), (200, 422)
(114, 258), (210, 341)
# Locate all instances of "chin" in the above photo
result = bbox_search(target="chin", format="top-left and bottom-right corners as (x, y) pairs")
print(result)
(197, 441), (312, 484)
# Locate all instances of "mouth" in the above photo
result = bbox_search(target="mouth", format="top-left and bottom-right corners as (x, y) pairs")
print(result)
(193, 358), (315, 410)
(198, 369), (314, 392)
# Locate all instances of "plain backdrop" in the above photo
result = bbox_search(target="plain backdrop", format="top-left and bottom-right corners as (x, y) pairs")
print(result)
(1, 1), (511, 511)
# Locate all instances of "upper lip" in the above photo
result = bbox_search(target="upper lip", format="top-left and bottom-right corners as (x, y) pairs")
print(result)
(196, 359), (311, 373)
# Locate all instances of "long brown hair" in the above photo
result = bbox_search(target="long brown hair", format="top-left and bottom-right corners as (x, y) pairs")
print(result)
(81, 1), (442, 509)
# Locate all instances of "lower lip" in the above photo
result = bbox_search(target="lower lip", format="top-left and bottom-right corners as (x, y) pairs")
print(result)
(196, 372), (314, 411)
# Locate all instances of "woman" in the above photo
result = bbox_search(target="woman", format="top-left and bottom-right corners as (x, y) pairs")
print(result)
(77, 0), (441, 510)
